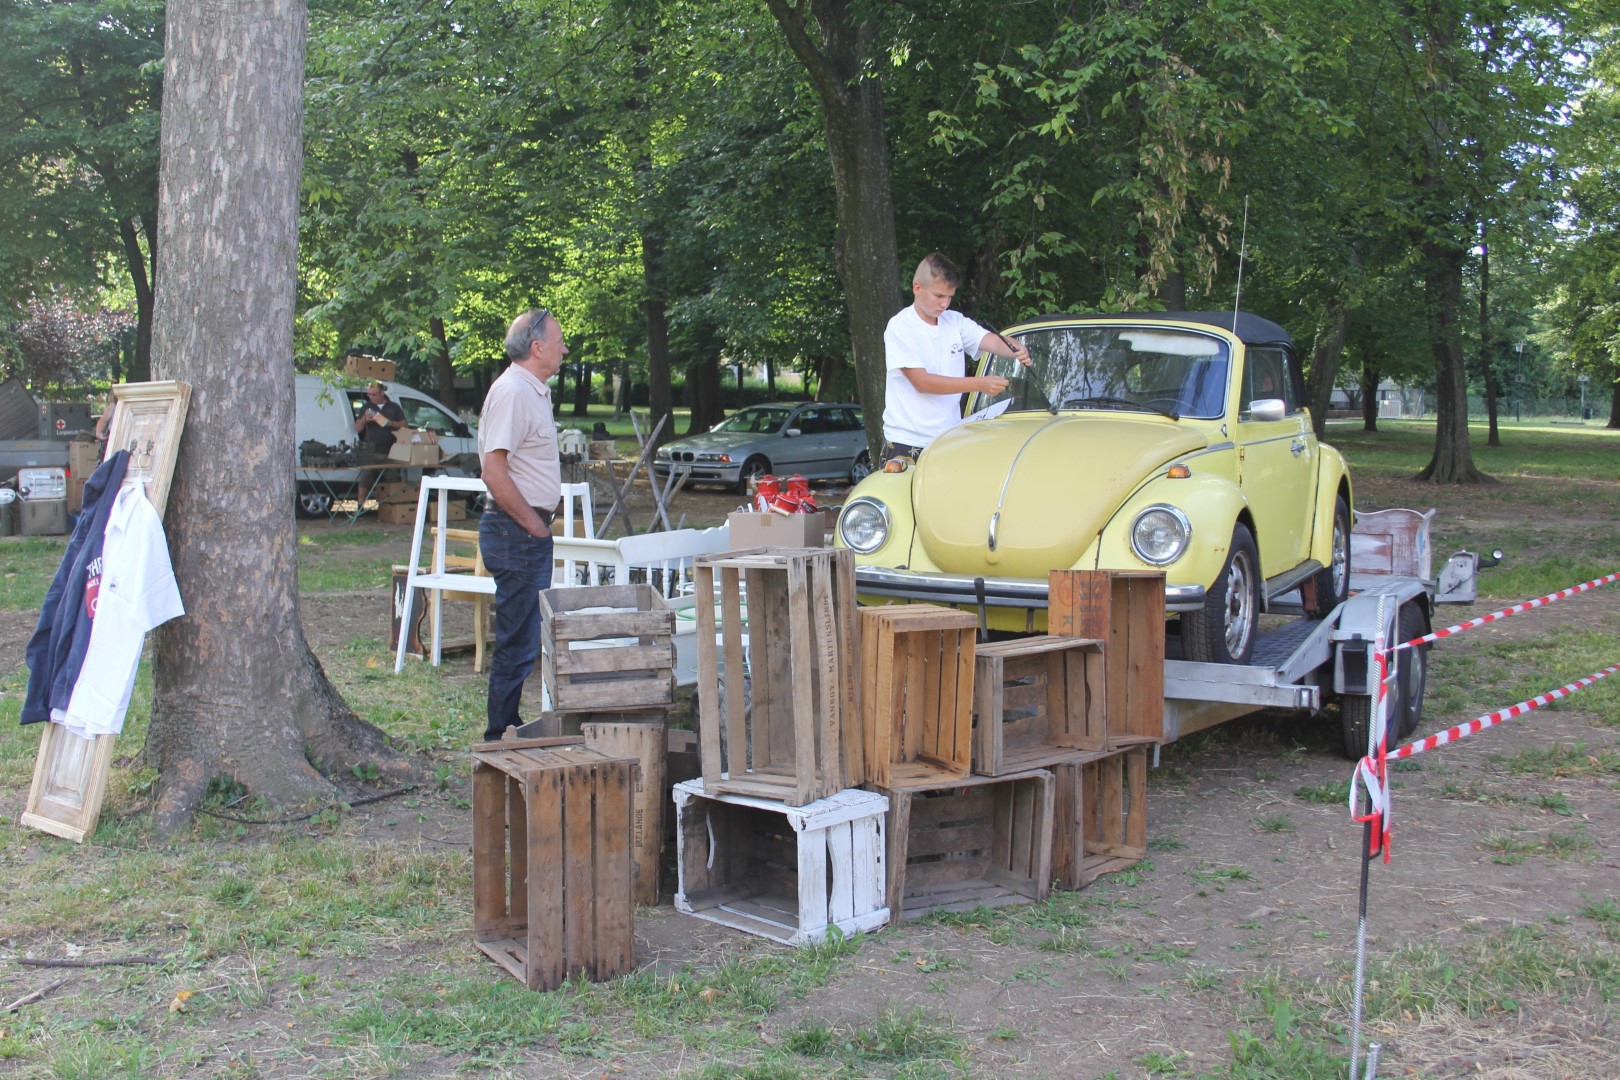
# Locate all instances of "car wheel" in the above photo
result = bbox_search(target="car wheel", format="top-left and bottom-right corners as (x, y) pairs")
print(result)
(1183, 524), (1260, 664)
(1338, 600), (1429, 758)
(296, 488), (333, 519)
(849, 450), (872, 485)
(735, 455), (770, 495)
(1305, 496), (1351, 618)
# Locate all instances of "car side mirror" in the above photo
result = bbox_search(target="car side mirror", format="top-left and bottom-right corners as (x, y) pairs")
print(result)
(1248, 398), (1287, 422)
(784, 427), (802, 438)
(454, 421), (471, 438)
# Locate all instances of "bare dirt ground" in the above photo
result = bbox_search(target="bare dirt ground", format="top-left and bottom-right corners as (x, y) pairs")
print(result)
(5, 467), (1616, 1078)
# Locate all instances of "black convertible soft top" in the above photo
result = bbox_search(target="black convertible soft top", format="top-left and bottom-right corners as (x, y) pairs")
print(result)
(1016, 310), (1294, 350)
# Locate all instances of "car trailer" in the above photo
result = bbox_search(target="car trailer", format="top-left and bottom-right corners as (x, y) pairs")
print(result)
(1167, 508), (1482, 759)
(853, 508), (1484, 761)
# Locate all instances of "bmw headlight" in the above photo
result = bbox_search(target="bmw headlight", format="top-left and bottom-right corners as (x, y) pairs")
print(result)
(1130, 505), (1190, 565)
(839, 497), (890, 554)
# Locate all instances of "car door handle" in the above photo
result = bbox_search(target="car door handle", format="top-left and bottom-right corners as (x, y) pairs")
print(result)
(1291, 438), (1307, 457)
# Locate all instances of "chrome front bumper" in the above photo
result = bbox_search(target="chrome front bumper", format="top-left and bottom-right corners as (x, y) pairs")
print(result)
(853, 565), (1206, 612)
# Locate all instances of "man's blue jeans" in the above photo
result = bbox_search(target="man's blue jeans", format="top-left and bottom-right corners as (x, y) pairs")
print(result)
(479, 509), (554, 740)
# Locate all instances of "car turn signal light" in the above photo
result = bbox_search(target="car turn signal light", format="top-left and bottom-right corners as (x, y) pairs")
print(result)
(1167, 464), (1191, 479)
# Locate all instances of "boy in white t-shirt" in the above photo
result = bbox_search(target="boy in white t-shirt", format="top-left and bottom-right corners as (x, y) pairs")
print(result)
(880, 252), (1030, 461)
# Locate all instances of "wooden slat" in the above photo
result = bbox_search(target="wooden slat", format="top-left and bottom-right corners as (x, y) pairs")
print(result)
(471, 763), (507, 940)
(592, 760), (635, 980)
(528, 766), (564, 991)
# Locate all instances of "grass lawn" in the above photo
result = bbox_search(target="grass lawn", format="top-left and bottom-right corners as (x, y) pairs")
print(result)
(0, 420), (1615, 1078)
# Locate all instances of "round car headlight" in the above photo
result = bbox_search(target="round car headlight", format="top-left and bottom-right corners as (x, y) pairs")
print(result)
(839, 497), (890, 554)
(1130, 505), (1191, 566)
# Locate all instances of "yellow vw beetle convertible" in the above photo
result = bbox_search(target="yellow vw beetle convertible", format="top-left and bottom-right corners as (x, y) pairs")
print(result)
(836, 311), (1352, 665)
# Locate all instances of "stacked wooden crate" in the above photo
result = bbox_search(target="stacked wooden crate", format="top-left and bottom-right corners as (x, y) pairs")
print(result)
(863, 570), (1164, 920)
(676, 547), (891, 944)
(534, 583), (676, 908)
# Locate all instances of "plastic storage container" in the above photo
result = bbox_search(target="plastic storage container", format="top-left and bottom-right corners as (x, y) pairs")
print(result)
(17, 467), (65, 501)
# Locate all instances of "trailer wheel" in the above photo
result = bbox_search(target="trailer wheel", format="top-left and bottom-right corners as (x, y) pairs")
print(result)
(1305, 496), (1351, 618)
(1184, 524), (1260, 664)
(1338, 600), (1430, 759)
(1393, 601), (1430, 739)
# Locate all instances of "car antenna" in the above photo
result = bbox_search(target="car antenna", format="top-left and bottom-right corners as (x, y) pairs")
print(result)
(1231, 195), (1250, 331)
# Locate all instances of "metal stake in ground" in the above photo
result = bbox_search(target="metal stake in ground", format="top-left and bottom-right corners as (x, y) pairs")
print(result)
(1348, 596), (1391, 1080)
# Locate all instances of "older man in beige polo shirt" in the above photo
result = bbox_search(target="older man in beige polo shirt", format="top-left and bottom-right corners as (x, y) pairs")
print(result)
(478, 308), (566, 740)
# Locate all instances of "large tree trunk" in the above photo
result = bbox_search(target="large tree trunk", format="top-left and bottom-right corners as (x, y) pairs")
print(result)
(1478, 228), (1501, 447)
(429, 315), (456, 408)
(1305, 295), (1351, 441)
(1360, 362), (1379, 433)
(147, 0), (417, 833)
(117, 213), (156, 383)
(685, 357), (724, 433)
(764, 0), (901, 461)
(1608, 370), (1619, 429)
(643, 240), (673, 447)
(1414, 245), (1493, 483)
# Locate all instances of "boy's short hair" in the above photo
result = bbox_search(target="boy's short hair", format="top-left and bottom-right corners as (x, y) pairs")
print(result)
(914, 252), (961, 290)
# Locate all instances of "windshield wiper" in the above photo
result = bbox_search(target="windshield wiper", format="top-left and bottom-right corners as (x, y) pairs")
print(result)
(1059, 395), (1180, 420)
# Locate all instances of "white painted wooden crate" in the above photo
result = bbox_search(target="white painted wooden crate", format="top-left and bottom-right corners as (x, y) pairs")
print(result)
(673, 779), (888, 946)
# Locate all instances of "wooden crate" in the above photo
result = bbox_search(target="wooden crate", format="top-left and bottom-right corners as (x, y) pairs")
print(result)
(860, 605), (976, 790)
(973, 636), (1106, 775)
(882, 770), (1054, 922)
(1048, 570), (1165, 746)
(694, 547), (860, 806)
(673, 779), (889, 946)
(471, 738), (638, 991)
(1051, 746), (1148, 890)
(540, 584), (675, 712)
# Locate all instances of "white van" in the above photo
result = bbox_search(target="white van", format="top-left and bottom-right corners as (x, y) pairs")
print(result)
(294, 374), (479, 518)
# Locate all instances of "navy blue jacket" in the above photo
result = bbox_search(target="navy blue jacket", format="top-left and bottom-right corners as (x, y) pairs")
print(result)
(21, 451), (131, 725)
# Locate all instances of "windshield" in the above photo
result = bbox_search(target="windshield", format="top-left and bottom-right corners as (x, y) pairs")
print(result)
(713, 406), (792, 435)
(973, 325), (1230, 420)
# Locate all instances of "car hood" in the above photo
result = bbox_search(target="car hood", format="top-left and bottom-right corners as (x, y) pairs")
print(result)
(660, 431), (754, 454)
(913, 414), (1209, 576)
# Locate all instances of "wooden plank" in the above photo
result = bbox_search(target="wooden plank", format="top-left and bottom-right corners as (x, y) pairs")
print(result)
(591, 760), (635, 981)
(787, 557), (817, 805)
(549, 612), (673, 640)
(695, 563), (724, 791)
(528, 766), (565, 991)
(470, 762), (507, 940)
(832, 550), (864, 787)
(559, 763), (591, 982)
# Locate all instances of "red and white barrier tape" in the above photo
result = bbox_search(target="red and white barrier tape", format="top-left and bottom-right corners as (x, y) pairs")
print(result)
(1351, 661), (1620, 860)
(1388, 570), (1620, 654)
(1390, 662), (1620, 759)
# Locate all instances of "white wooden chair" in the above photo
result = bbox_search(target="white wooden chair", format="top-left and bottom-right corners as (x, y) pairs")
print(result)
(394, 476), (496, 672)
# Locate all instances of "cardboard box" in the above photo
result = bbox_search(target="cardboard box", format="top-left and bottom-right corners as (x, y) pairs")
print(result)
(68, 439), (100, 480)
(67, 476), (86, 515)
(19, 498), (67, 536)
(388, 429), (443, 466)
(344, 355), (396, 382)
(374, 481), (417, 503)
(725, 510), (827, 550)
(378, 499), (466, 526)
